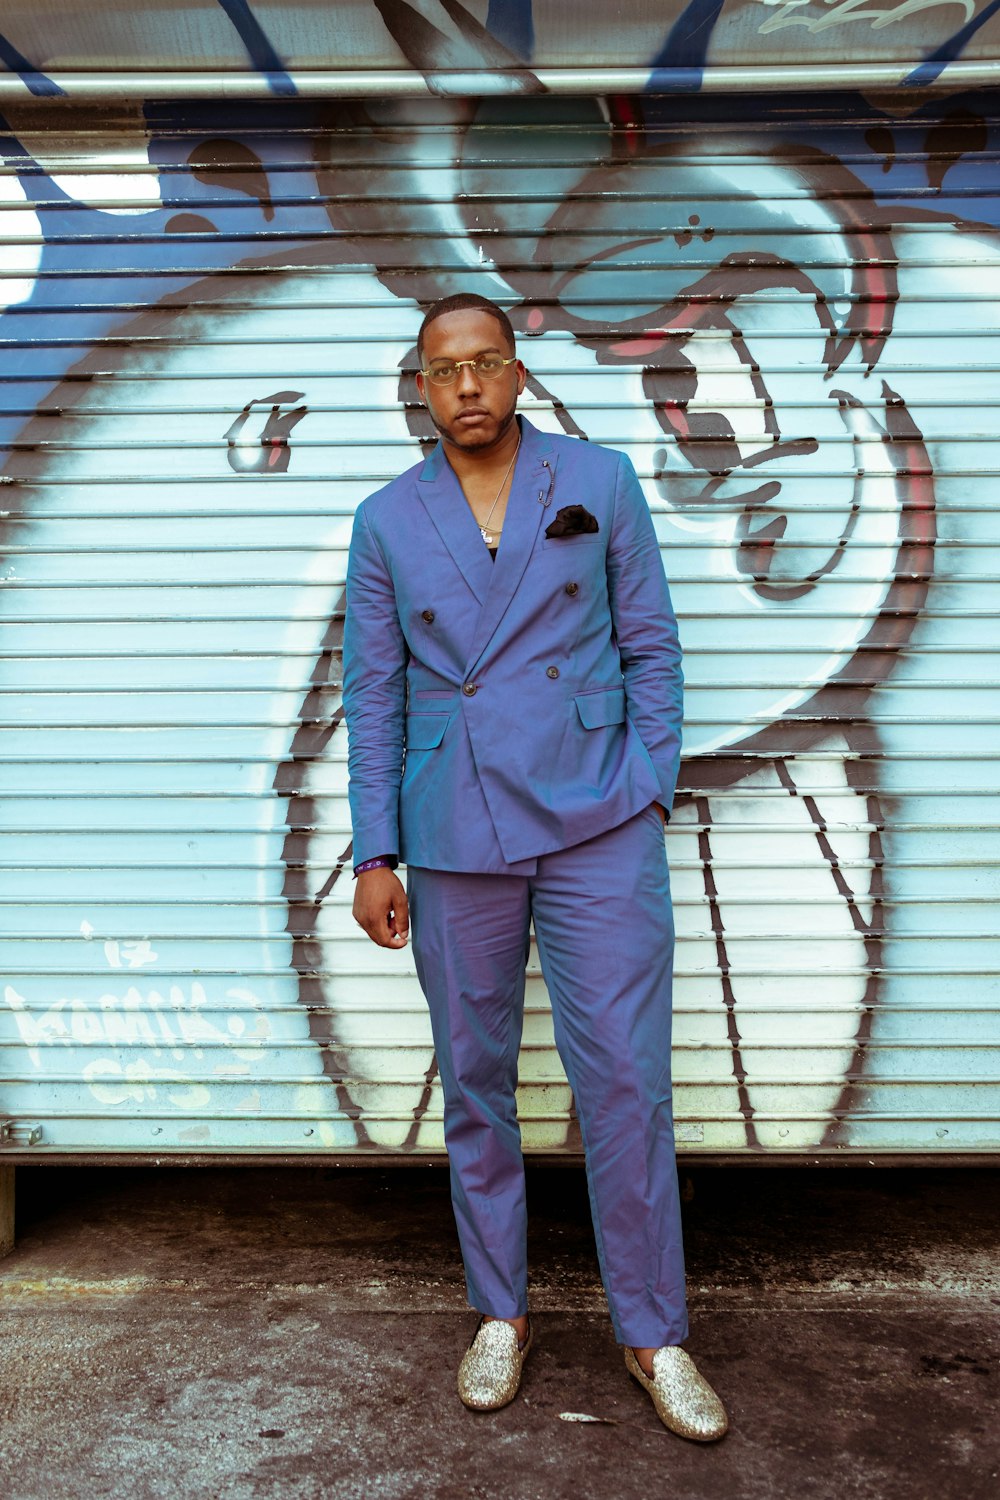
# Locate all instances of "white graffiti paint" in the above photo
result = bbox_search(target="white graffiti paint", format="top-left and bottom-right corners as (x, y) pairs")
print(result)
(756, 0), (974, 36)
(0, 170), (42, 308)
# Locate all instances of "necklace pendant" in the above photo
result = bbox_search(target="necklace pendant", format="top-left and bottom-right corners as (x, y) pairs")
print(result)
(481, 527), (493, 544)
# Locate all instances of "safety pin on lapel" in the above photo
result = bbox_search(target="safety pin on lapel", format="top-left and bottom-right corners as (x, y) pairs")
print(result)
(537, 458), (554, 508)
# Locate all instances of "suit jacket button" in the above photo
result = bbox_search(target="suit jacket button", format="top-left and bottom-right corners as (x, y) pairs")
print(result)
(546, 665), (560, 679)
(565, 582), (579, 596)
(421, 609), (435, 623)
(463, 681), (478, 696)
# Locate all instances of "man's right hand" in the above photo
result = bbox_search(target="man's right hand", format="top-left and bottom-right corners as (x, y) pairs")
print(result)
(353, 867), (410, 949)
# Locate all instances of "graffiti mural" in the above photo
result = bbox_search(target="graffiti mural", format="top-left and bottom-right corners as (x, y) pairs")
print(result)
(0, 3), (998, 1155)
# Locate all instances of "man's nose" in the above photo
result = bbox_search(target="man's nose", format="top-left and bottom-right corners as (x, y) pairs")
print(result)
(455, 361), (482, 395)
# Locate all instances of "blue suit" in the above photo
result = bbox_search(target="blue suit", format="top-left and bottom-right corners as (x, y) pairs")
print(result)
(343, 416), (683, 871)
(343, 415), (688, 1346)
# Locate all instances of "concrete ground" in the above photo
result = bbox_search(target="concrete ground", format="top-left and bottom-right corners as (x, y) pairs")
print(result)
(0, 1165), (996, 1500)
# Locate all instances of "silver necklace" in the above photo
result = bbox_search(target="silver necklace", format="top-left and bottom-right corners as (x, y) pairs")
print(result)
(473, 439), (520, 545)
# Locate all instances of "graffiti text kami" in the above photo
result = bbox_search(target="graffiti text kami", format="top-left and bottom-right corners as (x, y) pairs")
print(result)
(4, 981), (272, 1108)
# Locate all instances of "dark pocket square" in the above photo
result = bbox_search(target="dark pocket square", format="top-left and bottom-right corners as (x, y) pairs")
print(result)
(545, 505), (600, 538)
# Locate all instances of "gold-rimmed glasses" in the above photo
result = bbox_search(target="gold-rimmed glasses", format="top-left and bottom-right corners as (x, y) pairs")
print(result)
(420, 353), (518, 386)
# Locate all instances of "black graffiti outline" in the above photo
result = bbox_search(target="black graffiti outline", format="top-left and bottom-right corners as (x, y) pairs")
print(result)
(225, 390), (308, 475)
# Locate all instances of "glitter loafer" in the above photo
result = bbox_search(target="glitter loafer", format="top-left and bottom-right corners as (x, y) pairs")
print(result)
(457, 1318), (532, 1411)
(624, 1345), (728, 1442)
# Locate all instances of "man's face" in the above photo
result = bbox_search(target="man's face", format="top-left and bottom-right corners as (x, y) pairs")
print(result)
(416, 308), (525, 454)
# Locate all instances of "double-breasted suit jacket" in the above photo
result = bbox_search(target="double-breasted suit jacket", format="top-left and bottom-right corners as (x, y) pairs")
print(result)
(342, 416), (683, 872)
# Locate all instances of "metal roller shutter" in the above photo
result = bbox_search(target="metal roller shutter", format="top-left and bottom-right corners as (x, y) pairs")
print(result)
(0, 84), (998, 1159)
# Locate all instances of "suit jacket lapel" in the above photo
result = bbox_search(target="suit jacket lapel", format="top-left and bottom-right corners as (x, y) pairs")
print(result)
(466, 419), (555, 673)
(416, 440), (493, 605)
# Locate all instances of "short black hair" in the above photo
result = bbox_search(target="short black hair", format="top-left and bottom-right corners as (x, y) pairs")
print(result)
(417, 293), (516, 364)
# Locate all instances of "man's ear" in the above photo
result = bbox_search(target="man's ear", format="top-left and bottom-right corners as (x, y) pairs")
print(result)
(515, 360), (527, 395)
(415, 370), (426, 404)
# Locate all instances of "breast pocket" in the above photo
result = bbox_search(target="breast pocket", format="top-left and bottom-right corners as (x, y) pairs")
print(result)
(541, 533), (605, 551)
(405, 713), (451, 750)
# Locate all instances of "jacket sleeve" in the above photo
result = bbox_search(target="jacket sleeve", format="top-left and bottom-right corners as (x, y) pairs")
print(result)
(342, 502), (409, 864)
(606, 452), (684, 815)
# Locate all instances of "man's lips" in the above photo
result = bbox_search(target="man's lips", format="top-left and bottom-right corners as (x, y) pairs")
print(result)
(456, 408), (489, 423)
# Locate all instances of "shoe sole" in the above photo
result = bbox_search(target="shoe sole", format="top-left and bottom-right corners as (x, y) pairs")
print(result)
(459, 1388), (521, 1412)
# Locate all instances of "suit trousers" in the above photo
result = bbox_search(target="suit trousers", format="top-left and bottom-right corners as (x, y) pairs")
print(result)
(407, 804), (688, 1347)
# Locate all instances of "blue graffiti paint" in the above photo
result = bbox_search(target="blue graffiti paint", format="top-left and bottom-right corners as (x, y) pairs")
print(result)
(839, 94), (1000, 232)
(0, 103), (336, 458)
(0, 29), (64, 97)
(904, 0), (1000, 87)
(486, 0), (534, 61)
(646, 0), (727, 94)
(213, 0), (297, 96)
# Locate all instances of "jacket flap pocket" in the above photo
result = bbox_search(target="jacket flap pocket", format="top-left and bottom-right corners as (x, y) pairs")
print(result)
(575, 686), (626, 730)
(405, 712), (450, 750)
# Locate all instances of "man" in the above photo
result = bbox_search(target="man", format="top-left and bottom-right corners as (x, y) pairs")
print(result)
(342, 292), (727, 1441)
